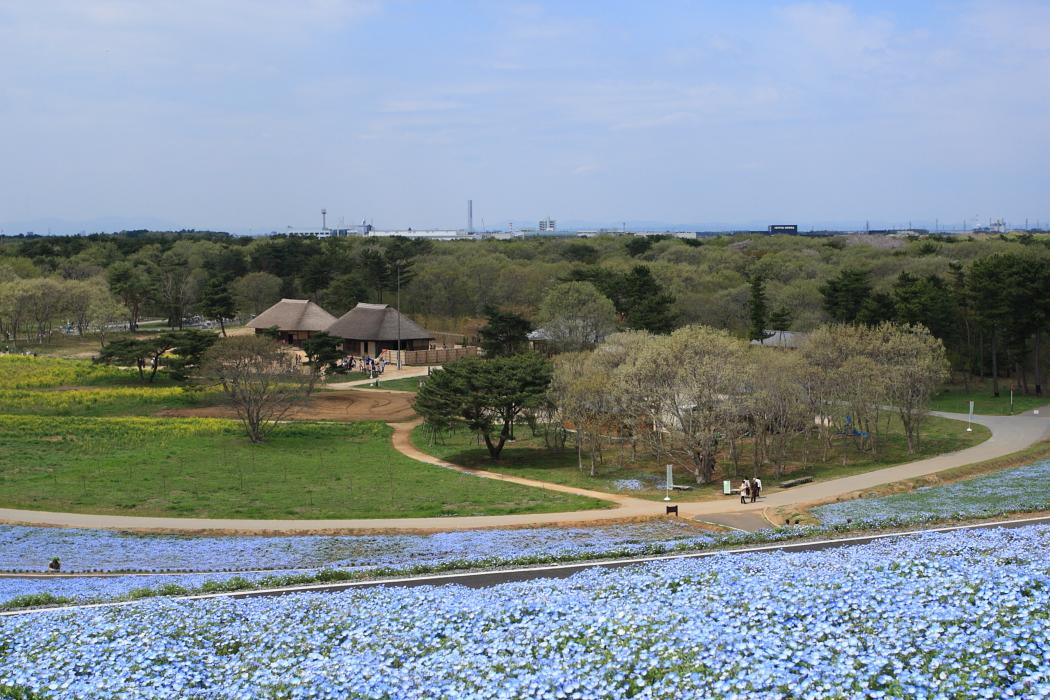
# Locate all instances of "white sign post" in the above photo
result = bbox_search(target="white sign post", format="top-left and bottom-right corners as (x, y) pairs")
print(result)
(664, 464), (673, 502)
(967, 400), (974, 432)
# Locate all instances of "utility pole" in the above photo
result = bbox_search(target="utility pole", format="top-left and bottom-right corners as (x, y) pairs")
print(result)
(396, 263), (402, 370)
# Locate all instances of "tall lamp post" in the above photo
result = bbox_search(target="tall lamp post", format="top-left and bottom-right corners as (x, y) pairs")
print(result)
(396, 263), (402, 370)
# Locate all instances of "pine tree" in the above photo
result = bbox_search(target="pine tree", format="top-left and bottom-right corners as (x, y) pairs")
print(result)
(748, 275), (771, 342)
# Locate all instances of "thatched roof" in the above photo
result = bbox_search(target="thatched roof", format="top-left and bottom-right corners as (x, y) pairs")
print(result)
(246, 299), (338, 332)
(327, 303), (432, 341)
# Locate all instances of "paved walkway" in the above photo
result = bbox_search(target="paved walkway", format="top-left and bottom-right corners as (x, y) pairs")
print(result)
(327, 365), (433, 390)
(0, 410), (1047, 533)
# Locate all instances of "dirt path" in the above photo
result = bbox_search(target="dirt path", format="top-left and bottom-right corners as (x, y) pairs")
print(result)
(159, 389), (418, 423)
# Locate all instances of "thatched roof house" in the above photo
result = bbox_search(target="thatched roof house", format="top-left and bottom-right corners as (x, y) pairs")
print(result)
(246, 299), (338, 346)
(327, 303), (433, 357)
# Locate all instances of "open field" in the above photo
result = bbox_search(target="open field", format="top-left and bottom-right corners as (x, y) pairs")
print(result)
(0, 416), (605, 519)
(930, 379), (1049, 415)
(412, 415), (990, 502)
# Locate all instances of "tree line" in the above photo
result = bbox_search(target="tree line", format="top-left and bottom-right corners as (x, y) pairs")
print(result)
(2, 230), (1048, 395)
(416, 322), (948, 483)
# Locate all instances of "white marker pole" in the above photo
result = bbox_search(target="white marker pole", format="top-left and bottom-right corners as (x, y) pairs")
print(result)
(664, 464), (673, 501)
(967, 400), (974, 432)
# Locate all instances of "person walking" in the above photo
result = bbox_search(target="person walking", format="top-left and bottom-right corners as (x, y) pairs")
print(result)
(739, 479), (750, 505)
(749, 477), (758, 503)
(754, 477), (762, 501)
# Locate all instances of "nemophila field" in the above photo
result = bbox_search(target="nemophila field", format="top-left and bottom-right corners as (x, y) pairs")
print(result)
(0, 521), (714, 574)
(0, 416), (605, 519)
(2, 525), (1048, 698)
(815, 458), (1050, 526)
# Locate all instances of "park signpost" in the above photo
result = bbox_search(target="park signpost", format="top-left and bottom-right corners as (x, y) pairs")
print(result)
(967, 401), (974, 432)
(664, 464), (673, 501)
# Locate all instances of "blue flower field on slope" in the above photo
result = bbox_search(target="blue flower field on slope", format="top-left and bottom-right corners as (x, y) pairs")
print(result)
(0, 521), (715, 573)
(815, 458), (1050, 526)
(2, 525), (1049, 699)
(0, 571), (282, 607)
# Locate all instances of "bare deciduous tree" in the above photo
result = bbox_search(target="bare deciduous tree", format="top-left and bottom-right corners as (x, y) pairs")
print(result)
(875, 323), (950, 452)
(200, 336), (317, 444)
(630, 326), (750, 484)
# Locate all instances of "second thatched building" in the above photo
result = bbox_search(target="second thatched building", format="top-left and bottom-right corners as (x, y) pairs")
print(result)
(326, 302), (434, 357)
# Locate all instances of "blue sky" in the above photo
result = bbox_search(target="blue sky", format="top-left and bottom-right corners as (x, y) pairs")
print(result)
(1, 1), (1047, 234)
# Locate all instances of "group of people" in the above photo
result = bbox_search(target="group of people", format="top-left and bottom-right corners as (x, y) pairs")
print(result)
(739, 477), (763, 504)
(331, 355), (389, 377)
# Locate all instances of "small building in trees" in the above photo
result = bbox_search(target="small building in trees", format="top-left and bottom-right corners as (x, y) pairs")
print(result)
(246, 298), (338, 346)
(326, 303), (433, 357)
(750, 330), (807, 349)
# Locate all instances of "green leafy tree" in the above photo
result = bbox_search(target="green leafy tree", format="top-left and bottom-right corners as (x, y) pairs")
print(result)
(747, 275), (771, 342)
(198, 276), (236, 336)
(568, 265), (675, 333)
(536, 281), (617, 353)
(819, 268), (872, 323)
(767, 306), (793, 331)
(301, 332), (344, 374)
(619, 266), (676, 333)
(477, 306), (532, 357)
(856, 291), (896, 327)
(624, 237), (653, 258)
(414, 354), (552, 459)
(891, 273), (958, 344)
(232, 272), (283, 316)
(106, 261), (153, 331)
(96, 330), (217, 383)
(356, 247), (392, 302)
(319, 273), (369, 315)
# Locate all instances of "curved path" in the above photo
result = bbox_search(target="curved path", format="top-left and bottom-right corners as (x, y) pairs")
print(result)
(0, 410), (1047, 533)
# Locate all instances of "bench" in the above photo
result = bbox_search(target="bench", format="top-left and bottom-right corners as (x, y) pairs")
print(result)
(779, 476), (814, 489)
(670, 484), (692, 491)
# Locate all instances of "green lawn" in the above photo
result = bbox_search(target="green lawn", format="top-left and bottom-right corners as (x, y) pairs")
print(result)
(412, 415), (990, 502)
(359, 376), (426, 393)
(0, 415), (607, 518)
(930, 380), (1050, 415)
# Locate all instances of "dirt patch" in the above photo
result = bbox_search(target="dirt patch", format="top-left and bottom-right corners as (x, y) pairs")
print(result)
(158, 389), (418, 424)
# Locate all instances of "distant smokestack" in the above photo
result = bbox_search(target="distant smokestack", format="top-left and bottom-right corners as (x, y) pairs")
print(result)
(468, 200), (473, 234)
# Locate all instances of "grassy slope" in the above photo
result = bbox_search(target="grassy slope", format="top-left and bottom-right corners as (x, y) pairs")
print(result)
(930, 380), (1050, 415)
(411, 415), (991, 502)
(358, 376), (425, 393)
(0, 416), (605, 519)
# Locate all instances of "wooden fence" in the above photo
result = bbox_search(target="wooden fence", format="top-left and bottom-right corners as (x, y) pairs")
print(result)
(381, 346), (480, 366)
